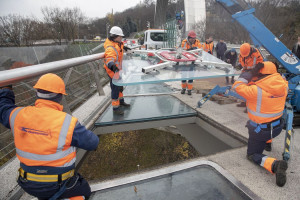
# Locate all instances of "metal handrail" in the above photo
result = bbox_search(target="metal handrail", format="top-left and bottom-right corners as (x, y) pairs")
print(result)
(0, 52), (104, 87)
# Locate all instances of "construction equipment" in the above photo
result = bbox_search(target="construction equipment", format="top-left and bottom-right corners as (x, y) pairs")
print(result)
(198, 0), (300, 161)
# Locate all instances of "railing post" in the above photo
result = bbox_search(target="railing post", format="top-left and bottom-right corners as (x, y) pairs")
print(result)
(91, 64), (105, 96)
(62, 68), (74, 114)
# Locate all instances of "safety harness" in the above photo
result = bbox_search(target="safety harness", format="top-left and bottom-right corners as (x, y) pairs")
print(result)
(249, 118), (281, 133)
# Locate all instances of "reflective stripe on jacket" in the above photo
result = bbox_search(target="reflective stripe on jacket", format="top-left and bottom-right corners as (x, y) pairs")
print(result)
(232, 73), (288, 123)
(103, 38), (124, 78)
(9, 99), (77, 167)
(239, 48), (263, 70)
(181, 39), (202, 50)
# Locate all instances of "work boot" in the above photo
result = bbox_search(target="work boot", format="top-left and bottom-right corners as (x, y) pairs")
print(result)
(265, 143), (272, 152)
(226, 77), (229, 84)
(272, 160), (288, 187)
(246, 154), (253, 162)
(187, 90), (192, 95)
(120, 101), (131, 107)
(181, 88), (186, 94)
(231, 77), (235, 84)
(113, 107), (124, 115)
(237, 102), (246, 107)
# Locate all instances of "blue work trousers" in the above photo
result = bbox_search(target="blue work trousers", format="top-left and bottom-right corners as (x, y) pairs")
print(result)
(18, 173), (91, 200)
(109, 78), (124, 102)
(246, 120), (283, 165)
(181, 80), (193, 84)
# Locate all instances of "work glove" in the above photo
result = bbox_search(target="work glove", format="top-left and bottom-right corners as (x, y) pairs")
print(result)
(251, 62), (264, 76)
(119, 86), (124, 93)
(123, 46), (132, 52)
(236, 64), (242, 70)
(111, 64), (119, 73)
(0, 85), (12, 90)
(273, 62), (279, 71)
(239, 71), (252, 82)
(187, 47), (197, 51)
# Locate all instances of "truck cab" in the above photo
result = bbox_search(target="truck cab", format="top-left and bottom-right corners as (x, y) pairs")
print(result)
(143, 29), (167, 49)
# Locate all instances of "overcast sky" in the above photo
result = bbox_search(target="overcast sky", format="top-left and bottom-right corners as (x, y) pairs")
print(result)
(0, 0), (142, 19)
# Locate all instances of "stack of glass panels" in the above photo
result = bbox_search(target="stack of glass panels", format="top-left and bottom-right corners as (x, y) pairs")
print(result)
(113, 50), (239, 86)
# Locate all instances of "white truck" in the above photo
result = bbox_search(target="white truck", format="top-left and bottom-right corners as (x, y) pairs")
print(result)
(143, 29), (167, 49)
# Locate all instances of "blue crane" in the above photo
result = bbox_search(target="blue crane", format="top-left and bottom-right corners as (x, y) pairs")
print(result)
(198, 0), (300, 161)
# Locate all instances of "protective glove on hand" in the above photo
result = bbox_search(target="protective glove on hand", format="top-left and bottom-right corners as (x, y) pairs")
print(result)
(251, 62), (264, 76)
(0, 85), (13, 90)
(239, 71), (253, 83)
(187, 47), (197, 51)
(236, 64), (243, 70)
(111, 64), (119, 73)
(123, 46), (132, 52)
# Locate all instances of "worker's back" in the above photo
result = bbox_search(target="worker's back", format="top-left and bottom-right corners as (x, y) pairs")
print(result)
(11, 99), (77, 168)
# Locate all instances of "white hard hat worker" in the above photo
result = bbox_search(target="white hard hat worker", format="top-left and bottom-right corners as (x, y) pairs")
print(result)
(109, 26), (124, 37)
(109, 26), (124, 43)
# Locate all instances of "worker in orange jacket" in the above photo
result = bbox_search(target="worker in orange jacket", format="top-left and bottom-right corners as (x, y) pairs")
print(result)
(237, 43), (264, 107)
(104, 26), (131, 115)
(203, 36), (214, 55)
(232, 61), (288, 187)
(238, 43), (264, 71)
(0, 73), (99, 199)
(180, 30), (202, 95)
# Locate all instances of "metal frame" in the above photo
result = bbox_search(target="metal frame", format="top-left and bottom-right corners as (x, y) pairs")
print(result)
(90, 160), (261, 200)
(94, 116), (196, 135)
(137, 48), (232, 74)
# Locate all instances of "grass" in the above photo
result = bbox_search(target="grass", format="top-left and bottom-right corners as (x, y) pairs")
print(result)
(79, 128), (199, 181)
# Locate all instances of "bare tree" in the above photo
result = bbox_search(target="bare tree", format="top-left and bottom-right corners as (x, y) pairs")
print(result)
(0, 14), (40, 46)
(191, 20), (206, 41)
(22, 17), (40, 46)
(42, 7), (85, 44)
(0, 15), (23, 46)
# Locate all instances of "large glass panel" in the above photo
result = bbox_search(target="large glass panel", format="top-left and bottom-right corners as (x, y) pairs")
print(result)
(95, 95), (196, 126)
(90, 165), (252, 200)
(123, 83), (174, 96)
(112, 50), (238, 86)
(0, 47), (38, 71)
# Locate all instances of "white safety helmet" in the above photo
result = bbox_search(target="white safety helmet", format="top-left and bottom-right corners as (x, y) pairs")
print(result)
(109, 26), (124, 36)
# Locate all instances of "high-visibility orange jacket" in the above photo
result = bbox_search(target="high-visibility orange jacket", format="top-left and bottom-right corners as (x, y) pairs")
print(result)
(10, 99), (77, 167)
(181, 38), (202, 50)
(203, 41), (214, 54)
(103, 38), (124, 78)
(239, 48), (263, 70)
(232, 73), (288, 123)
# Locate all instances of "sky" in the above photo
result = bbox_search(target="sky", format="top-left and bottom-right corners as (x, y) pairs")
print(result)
(0, 0), (143, 19)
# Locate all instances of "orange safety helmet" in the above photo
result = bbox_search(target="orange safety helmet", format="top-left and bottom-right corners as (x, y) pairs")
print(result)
(33, 73), (67, 95)
(259, 61), (277, 74)
(188, 31), (196, 38)
(240, 43), (251, 57)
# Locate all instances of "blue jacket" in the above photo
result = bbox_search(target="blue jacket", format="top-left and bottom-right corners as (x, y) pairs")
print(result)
(0, 88), (99, 174)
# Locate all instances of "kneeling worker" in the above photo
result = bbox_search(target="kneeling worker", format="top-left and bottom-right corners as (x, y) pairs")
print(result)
(0, 73), (99, 199)
(233, 61), (288, 187)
